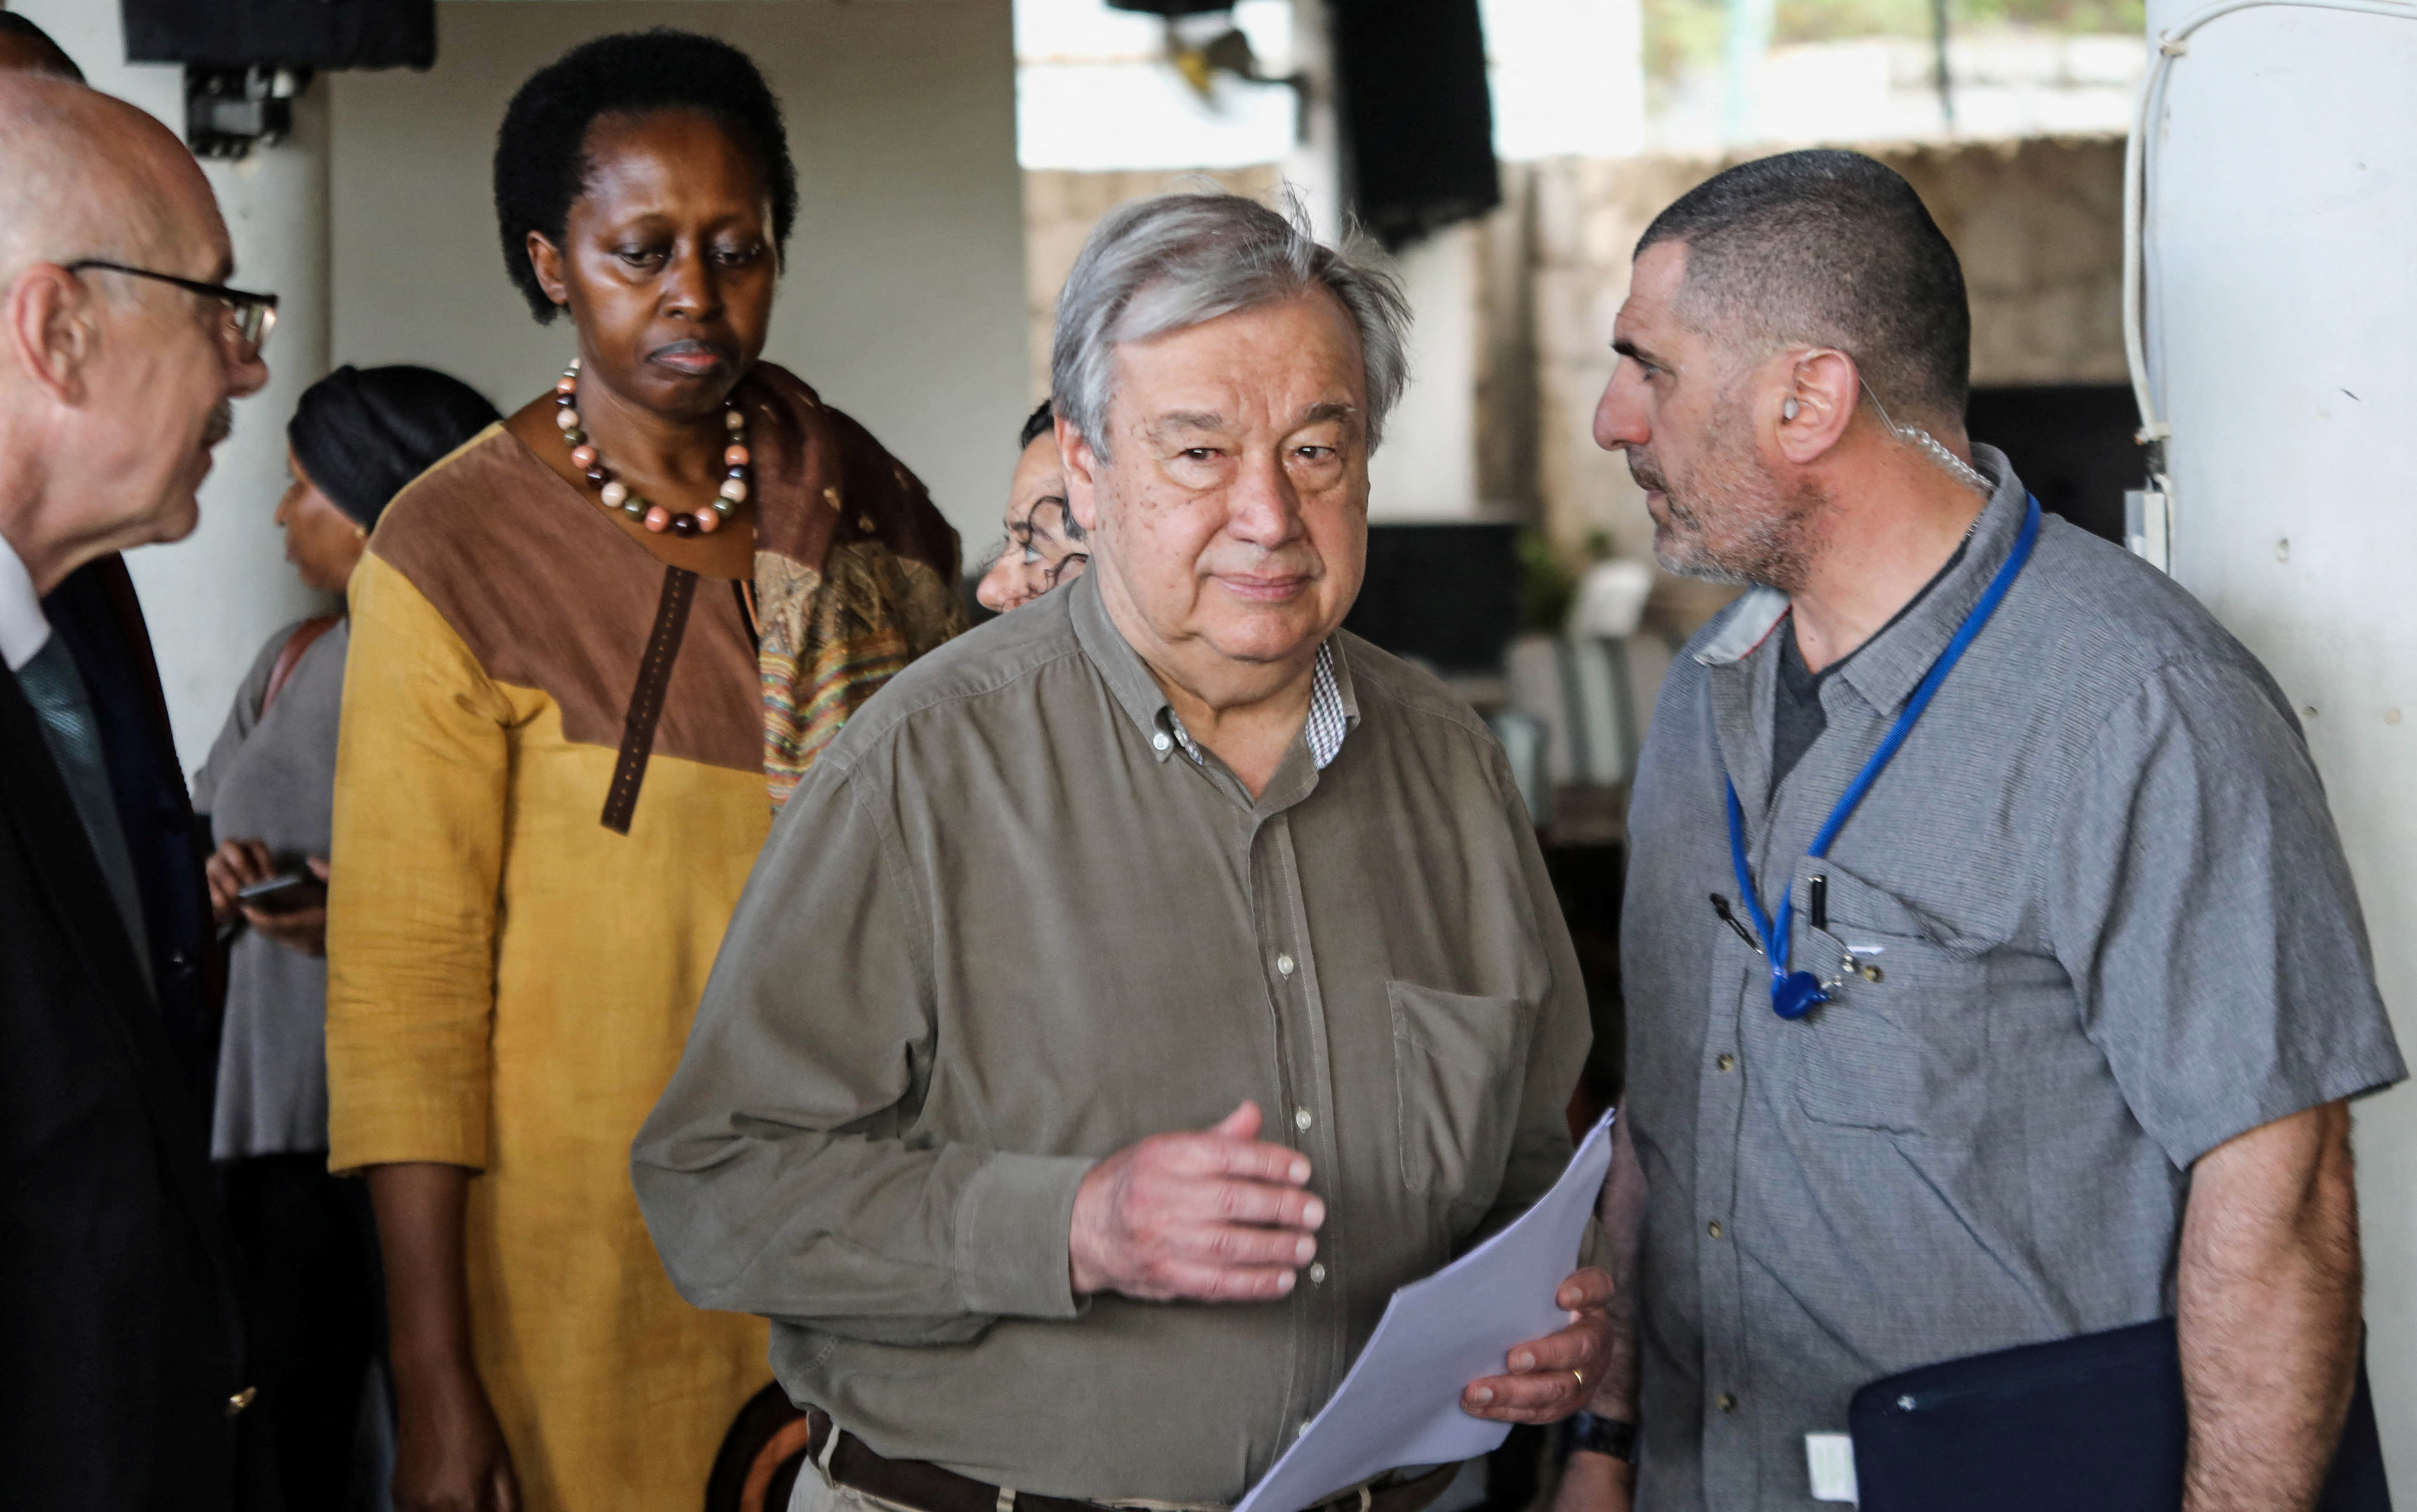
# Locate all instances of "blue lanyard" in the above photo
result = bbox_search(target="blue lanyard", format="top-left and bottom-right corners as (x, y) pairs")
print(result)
(1725, 495), (2041, 1020)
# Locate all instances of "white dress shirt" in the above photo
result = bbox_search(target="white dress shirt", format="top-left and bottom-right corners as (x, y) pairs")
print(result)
(0, 527), (52, 672)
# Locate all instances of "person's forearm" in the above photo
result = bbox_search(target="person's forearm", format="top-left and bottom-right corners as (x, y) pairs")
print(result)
(2177, 1101), (2362, 1512)
(367, 1161), (481, 1382)
(630, 1115), (1095, 1339)
(1555, 1449), (1635, 1512)
(1590, 1114), (1646, 1420)
(1559, 1122), (1643, 1512)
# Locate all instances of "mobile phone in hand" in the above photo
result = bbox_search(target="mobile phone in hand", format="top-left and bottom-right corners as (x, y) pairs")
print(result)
(236, 872), (324, 913)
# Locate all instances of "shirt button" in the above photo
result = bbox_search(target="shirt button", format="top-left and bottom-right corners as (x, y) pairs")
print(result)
(1294, 1107), (1314, 1131)
(1276, 953), (1295, 977)
(1151, 732), (1172, 753)
(1309, 1262), (1327, 1284)
(1297, 1420), (1313, 1440)
(1707, 1220), (1724, 1239)
(1717, 1392), (1738, 1414)
(1716, 1053), (1736, 1072)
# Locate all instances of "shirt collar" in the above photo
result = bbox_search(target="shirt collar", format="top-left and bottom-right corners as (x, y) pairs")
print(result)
(0, 527), (52, 673)
(1694, 442), (2029, 719)
(1066, 567), (1360, 771)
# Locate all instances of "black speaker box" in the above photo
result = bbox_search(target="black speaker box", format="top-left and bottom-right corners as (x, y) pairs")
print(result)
(1330, 0), (1499, 249)
(122, 0), (435, 71)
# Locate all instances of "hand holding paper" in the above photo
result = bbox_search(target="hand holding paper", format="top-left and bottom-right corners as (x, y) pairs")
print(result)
(1232, 1112), (1618, 1512)
(1462, 1263), (1618, 1424)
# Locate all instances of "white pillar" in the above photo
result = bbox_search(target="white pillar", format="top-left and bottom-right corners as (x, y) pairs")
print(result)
(1283, 0), (1344, 244)
(2139, 0), (2417, 1476)
(1367, 225), (1480, 521)
(12, 0), (331, 772)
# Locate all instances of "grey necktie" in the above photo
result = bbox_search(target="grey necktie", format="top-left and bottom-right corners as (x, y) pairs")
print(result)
(14, 634), (153, 994)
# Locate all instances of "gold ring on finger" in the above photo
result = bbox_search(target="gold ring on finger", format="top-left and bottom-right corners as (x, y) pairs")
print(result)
(1571, 1369), (1586, 1391)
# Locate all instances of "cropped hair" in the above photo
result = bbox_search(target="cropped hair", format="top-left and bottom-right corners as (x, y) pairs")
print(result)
(1050, 193), (1412, 457)
(1018, 398), (1055, 451)
(1637, 150), (1970, 426)
(493, 29), (797, 322)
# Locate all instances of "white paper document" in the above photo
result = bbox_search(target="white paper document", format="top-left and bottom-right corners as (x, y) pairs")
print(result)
(1234, 1112), (1617, 1512)
(1804, 1432), (1859, 1503)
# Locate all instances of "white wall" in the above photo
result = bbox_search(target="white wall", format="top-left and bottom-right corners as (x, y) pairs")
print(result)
(331, 0), (1026, 551)
(2140, 0), (2417, 1476)
(1367, 225), (1481, 521)
(12, 0), (333, 771)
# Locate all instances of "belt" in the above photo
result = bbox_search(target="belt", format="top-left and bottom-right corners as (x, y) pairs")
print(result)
(802, 1409), (1462, 1512)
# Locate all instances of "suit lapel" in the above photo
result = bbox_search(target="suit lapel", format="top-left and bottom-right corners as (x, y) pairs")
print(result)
(0, 661), (245, 1360)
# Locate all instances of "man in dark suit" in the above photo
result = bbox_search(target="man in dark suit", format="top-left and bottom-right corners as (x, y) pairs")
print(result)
(2, 0), (223, 1125)
(0, 73), (275, 1508)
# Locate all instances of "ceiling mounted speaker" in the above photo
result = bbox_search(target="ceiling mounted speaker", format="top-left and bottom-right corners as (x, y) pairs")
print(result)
(121, 0), (436, 71)
(1329, 0), (1500, 248)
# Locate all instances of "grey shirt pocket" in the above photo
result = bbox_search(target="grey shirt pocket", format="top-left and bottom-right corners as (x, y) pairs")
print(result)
(1791, 866), (1991, 1138)
(1388, 980), (1538, 1209)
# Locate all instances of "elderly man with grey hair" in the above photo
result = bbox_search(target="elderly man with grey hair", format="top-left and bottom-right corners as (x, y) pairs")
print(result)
(0, 70), (274, 1507)
(635, 193), (1609, 1512)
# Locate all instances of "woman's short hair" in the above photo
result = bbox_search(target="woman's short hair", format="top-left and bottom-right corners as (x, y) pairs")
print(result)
(1049, 194), (1411, 458)
(289, 366), (502, 530)
(493, 28), (798, 323)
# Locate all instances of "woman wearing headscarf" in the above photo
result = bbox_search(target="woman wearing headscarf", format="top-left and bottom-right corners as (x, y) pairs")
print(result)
(195, 363), (501, 1511)
(322, 29), (964, 1512)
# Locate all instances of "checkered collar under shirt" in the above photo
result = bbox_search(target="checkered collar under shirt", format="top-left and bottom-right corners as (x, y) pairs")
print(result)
(1064, 571), (1358, 776)
(1159, 641), (1350, 772)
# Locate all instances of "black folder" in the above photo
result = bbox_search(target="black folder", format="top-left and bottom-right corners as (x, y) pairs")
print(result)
(1848, 1318), (2388, 1512)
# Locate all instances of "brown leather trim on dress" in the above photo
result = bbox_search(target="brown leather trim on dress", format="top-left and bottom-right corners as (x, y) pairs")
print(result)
(262, 615), (340, 718)
(601, 566), (698, 834)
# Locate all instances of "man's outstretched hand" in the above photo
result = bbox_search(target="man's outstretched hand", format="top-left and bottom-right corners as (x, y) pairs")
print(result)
(1461, 1266), (1618, 1423)
(1069, 1101), (1324, 1303)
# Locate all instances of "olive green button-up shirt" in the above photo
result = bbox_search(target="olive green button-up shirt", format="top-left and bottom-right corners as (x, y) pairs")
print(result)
(633, 570), (1589, 1505)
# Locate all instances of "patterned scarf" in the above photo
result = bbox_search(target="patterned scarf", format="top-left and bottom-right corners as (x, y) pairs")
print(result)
(735, 363), (967, 807)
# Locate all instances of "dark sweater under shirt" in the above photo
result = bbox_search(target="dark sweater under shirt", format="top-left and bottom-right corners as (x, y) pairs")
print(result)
(1768, 540), (1968, 802)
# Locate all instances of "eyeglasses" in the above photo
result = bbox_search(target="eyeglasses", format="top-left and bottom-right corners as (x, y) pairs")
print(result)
(65, 259), (279, 355)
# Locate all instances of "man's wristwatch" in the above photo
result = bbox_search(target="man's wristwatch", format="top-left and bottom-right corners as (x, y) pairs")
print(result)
(1564, 1410), (1637, 1464)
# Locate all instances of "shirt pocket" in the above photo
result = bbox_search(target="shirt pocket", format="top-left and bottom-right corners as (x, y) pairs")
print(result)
(1791, 867), (1990, 1138)
(1388, 980), (1537, 1202)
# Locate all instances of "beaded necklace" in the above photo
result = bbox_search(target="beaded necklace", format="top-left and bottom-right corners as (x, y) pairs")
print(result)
(552, 358), (750, 537)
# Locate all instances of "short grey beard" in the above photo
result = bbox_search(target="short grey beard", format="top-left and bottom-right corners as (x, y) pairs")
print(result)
(1654, 502), (1816, 591)
(1635, 396), (1822, 593)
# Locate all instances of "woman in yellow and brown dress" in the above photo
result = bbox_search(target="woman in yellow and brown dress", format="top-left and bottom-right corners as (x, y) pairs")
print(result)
(324, 31), (962, 1512)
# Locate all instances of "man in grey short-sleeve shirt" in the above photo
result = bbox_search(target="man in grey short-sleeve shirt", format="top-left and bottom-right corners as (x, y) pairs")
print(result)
(1562, 151), (2403, 1512)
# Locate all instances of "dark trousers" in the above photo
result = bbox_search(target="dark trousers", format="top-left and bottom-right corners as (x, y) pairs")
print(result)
(221, 1153), (387, 1512)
